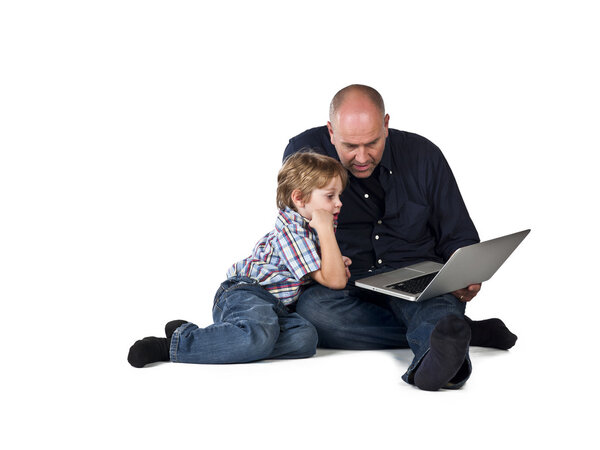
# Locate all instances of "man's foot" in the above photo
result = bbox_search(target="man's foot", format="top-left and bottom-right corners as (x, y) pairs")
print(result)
(165, 320), (188, 339)
(465, 316), (517, 350)
(127, 337), (169, 368)
(414, 315), (471, 391)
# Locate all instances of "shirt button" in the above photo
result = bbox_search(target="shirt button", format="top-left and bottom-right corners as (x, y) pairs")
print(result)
(364, 193), (369, 199)
(378, 259), (383, 264)
(377, 220), (382, 225)
(375, 235), (380, 240)
(389, 170), (393, 175)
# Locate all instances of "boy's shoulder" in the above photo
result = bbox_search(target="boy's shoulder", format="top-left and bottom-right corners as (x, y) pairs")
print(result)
(275, 208), (313, 237)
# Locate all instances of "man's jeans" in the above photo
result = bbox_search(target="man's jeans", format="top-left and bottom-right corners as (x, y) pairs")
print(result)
(170, 277), (318, 364)
(295, 281), (471, 388)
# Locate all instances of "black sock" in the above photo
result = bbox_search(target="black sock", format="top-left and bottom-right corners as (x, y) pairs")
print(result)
(464, 316), (517, 350)
(165, 320), (188, 339)
(414, 315), (471, 391)
(127, 337), (169, 368)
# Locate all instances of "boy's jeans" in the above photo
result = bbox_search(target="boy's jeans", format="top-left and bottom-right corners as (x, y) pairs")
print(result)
(170, 277), (318, 364)
(295, 280), (471, 388)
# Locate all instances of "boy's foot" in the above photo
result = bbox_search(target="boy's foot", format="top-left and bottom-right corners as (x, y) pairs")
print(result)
(165, 320), (188, 339)
(465, 316), (518, 350)
(127, 336), (169, 368)
(414, 315), (471, 391)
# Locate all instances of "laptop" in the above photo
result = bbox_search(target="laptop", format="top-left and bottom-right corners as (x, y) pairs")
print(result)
(354, 229), (530, 301)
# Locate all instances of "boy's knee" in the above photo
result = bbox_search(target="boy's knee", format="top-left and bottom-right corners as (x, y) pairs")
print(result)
(295, 323), (319, 357)
(233, 321), (280, 361)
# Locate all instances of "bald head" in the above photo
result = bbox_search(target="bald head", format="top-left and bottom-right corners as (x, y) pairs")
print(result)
(328, 84), (386, 126)
(327, 85), (389, 178)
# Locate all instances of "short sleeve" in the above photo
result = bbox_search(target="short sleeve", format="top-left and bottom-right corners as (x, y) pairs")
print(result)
(274, 225), (321, 281)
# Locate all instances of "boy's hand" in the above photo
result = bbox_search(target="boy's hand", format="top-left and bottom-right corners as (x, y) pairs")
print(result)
(342, 256), (352, 280)
(309, 209), (334, 232)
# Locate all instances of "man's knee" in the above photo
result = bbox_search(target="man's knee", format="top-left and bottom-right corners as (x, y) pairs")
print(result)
(428, 294), (466, 316)
(296, 285), (344, 320)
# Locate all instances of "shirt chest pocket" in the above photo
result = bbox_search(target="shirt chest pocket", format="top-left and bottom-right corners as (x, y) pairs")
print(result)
(390, 201), (431, 239)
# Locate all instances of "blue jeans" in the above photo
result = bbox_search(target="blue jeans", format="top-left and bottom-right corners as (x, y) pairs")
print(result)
(169, 277), (318, 364)
(295, 281), (471, 388)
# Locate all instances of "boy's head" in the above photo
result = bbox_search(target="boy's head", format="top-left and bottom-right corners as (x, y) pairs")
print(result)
(277, 151), (348, 219)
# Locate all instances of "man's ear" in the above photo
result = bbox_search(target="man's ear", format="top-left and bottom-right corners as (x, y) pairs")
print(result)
(383, 114), (390, 137)
(327, 121), (335, 145)
(291, 189), (305, 208)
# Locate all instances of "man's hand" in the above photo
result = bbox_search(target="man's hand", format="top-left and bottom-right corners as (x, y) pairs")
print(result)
(452, 283), (481, 302)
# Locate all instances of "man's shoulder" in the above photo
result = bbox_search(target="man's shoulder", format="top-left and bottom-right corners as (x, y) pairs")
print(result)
(290, 125), (329, 141)
(389, 129), (439, 149)
(284, 126), (332, 159)
(388, 128), (445, 161)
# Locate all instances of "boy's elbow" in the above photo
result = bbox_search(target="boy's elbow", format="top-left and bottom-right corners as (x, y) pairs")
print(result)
(326, 278), (348, 290)
(310, 269), (348, 290)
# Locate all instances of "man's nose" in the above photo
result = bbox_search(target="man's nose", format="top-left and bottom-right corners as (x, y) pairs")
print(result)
(355, 147), (369, 162)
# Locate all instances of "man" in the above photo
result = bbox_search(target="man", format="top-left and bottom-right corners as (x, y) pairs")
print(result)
(283, 84), (516, 390)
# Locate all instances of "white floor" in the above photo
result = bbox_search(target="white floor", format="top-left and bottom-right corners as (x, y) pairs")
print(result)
(4, 301), (595, 449)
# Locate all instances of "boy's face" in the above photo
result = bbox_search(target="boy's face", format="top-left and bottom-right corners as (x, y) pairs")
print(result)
(295, 176), (344, 221)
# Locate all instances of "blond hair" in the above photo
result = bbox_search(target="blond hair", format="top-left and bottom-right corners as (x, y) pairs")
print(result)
(277, 151), (348, 211)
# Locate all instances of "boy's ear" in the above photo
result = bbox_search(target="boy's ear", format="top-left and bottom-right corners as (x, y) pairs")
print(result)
(291, 189), (304, 208)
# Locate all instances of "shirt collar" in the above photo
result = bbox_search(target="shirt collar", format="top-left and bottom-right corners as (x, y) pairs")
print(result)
(378, 136), (393, 172)
(276, 207), (337, 232)
(276, 207), (309, 232)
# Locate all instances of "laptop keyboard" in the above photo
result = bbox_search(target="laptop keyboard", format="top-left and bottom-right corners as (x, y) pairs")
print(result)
(387, 272), (438, 294)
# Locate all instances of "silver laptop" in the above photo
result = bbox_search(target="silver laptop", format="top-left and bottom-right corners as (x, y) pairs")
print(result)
(354, 229), (530, 301)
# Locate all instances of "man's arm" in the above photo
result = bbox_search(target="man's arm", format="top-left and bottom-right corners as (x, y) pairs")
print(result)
(421, 141), (479, 260)
(308, 209), (348, 290)
(419, 141), (481, 301)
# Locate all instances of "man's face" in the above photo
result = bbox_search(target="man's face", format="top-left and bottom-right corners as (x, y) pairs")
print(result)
(328, 108), (389, 178)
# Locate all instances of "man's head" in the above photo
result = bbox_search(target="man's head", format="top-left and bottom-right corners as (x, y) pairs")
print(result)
(277, 151), (348, 220)
(327, 84), (389, 178)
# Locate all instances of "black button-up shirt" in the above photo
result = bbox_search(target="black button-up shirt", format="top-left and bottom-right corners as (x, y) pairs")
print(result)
(283, 126), (479, 278)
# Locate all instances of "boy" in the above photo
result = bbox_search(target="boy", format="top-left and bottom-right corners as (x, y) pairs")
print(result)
(128, 152), (349, 367)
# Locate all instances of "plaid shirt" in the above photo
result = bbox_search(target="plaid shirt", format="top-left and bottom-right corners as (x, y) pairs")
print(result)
(227, 207), (321, 305)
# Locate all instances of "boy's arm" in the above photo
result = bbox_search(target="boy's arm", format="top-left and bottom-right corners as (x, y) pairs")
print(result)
(308, 210), (348, 290)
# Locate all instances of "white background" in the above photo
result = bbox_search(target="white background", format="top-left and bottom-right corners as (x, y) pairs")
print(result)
(1, 1), (598, 448)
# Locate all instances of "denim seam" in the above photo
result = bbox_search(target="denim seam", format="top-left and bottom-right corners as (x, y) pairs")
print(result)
(170, 330), (180, 362)
(169, 322), (193, 363)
